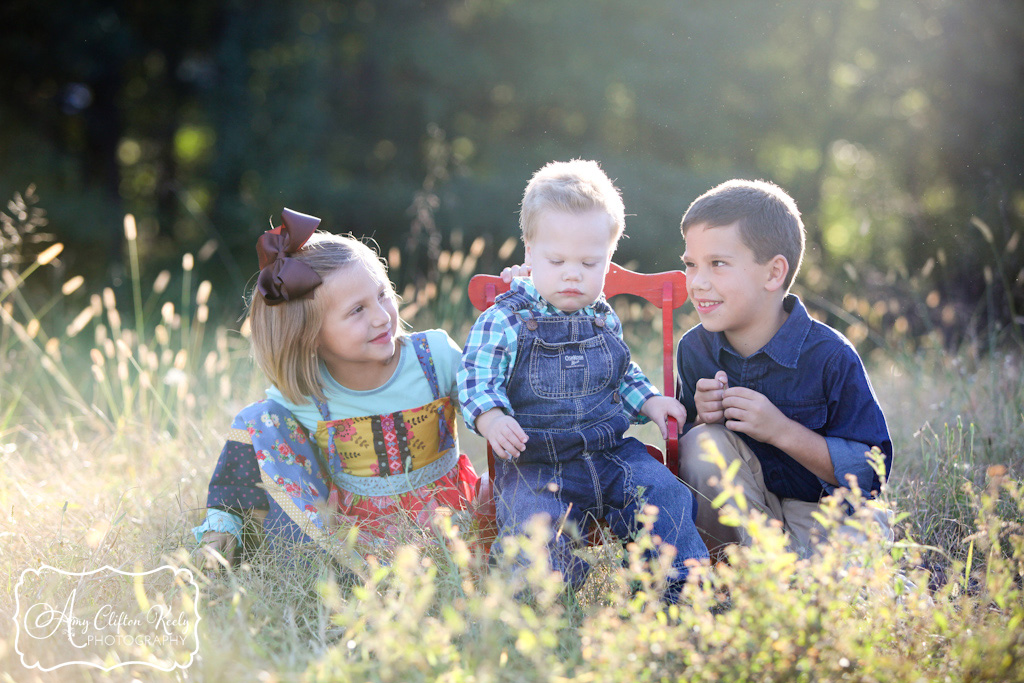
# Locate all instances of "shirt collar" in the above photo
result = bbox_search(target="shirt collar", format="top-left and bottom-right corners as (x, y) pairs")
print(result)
(712, 294), (811, 368)
(512, 276), (604, 316)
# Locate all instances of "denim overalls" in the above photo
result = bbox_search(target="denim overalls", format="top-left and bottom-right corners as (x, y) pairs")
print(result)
(494, 291), (708, 597)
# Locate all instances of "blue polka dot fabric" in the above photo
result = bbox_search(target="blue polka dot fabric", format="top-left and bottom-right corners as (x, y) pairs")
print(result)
(206, 436), (270, 513)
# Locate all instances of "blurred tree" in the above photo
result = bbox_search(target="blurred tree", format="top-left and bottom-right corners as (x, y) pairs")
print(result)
(0, 1), (133, 256)
(0, 0), (1020, 342)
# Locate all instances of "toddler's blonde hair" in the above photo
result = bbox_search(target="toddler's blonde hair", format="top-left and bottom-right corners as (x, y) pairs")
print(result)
(519, 159), (626, 247)
(247, 232), (401, 404)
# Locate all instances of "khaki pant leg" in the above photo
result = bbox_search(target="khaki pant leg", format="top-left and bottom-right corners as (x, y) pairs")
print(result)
(681, 425), (895, 559)
(836, 504), (895, 549)
(777, 498), (825, 556)
(780, 493), (895, 558)
(678, 424), (783, 558)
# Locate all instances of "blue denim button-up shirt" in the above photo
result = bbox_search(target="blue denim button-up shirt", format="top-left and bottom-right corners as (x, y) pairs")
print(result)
(675, 294), (892, 502)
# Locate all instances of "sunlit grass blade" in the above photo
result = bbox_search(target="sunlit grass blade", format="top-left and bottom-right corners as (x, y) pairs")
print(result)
(124, 213), (146, 345)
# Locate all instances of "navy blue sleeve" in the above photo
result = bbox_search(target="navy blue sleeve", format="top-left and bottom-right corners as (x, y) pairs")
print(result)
(822, 344), (893, 494)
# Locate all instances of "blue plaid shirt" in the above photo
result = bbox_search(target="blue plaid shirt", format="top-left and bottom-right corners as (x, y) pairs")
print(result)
(458, 278), (658, 432)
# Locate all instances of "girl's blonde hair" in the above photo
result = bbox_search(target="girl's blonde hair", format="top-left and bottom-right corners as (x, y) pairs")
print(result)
(247, 232), (402, 404)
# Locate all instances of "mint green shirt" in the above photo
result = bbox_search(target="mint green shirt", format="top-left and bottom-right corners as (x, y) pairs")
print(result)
(266, 328), (462, 433)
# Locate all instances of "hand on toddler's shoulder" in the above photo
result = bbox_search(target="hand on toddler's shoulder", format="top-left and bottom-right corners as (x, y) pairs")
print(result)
(500, 264), (531, 283)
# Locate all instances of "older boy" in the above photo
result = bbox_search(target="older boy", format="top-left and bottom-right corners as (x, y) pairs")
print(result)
(459, 159), (708, 599)
(675, 179), (893, 558)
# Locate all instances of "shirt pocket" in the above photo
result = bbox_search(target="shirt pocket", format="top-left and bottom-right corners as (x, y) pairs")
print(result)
(774, 400), (827, 432)
(527, 335), (614, 399)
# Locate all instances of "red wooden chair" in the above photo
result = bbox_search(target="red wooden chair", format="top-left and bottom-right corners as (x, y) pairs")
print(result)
(467, 263), (688, 544)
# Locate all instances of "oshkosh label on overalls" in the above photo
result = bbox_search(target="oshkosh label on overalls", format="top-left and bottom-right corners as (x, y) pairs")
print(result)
(561, 353), (586, 369)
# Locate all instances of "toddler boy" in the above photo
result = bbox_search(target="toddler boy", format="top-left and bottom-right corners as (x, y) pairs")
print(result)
(675, 179), (893, 559)
(459, 159), (709, 599)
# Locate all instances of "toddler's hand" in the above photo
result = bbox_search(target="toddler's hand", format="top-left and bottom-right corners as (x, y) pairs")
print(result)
(476, 408), (529, 459)
(199, 531), (237, 570)
(640, 395), (688, 440)
(694, 370), (729, 425)
(500, 264), (531, 283)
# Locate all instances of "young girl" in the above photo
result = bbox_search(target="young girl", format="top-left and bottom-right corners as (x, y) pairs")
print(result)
(193, 208), (478, 563)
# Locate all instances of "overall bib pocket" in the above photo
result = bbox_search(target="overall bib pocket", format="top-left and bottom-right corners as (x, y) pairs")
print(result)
(527, 335), (614, 399)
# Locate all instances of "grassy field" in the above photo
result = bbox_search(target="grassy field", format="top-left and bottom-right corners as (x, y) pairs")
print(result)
(1, 217), (1023, 682)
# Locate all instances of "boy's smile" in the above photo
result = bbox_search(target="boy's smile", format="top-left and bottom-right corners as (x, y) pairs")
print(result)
(692, 297), (723, 315)
(525, 209), (616, 313)
(682, 221), (789, 357)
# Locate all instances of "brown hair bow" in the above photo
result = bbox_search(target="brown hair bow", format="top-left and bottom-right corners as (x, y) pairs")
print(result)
(256, 208), (324, 305)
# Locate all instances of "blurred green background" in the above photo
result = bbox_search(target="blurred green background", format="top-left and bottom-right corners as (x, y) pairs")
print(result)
(1, 0), (1021, 346)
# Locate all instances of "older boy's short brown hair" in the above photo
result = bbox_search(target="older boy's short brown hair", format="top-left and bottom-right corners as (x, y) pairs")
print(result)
(680, 179), (805, 290)
(247, 232), (401, 404)
(519, 159), (625, 246)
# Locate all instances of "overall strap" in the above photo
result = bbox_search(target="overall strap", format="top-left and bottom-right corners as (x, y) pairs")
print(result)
(516, 308), (539, 331)
(493, 287), (535, 313)
(590, 296), (613, 317)
(409, 331), (442, 401)
(590, 297), (614, 331)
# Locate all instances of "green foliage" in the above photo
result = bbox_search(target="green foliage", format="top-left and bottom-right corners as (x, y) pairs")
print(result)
(186, 478), (1024, 683)
(1, 1), (1022, 341)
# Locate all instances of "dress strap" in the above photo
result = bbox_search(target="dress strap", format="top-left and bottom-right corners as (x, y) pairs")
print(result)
(410, 331), (458, 452)
(314, 395), (341, 507)
(315, 396), (331, 421)
(409, 331), (442, 401)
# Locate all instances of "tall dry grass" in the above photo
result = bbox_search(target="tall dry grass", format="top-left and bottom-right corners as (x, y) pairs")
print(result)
(1, 198), (1022, 682)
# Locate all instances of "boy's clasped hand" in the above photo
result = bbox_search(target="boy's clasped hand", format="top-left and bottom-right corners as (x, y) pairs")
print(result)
(695, 370), (790, 445)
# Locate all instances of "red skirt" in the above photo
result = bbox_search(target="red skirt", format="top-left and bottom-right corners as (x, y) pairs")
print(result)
(331, 453), (479, 545)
